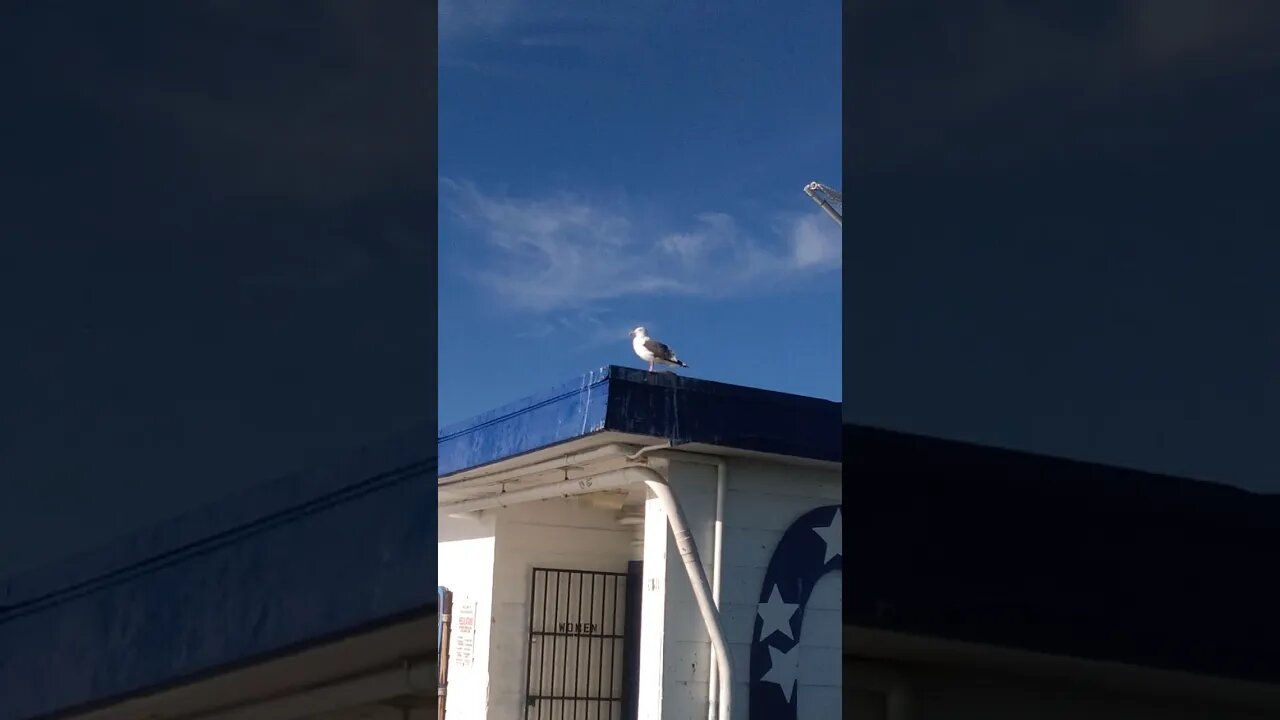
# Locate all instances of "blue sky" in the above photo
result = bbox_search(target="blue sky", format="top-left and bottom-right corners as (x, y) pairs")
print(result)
(438, 1), (842, 426)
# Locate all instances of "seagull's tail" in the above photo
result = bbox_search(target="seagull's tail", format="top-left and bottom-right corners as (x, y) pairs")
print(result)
(673, 358), (688, 368)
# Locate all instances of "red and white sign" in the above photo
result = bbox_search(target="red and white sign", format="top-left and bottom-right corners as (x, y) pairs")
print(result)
(452, 597), (477, 668)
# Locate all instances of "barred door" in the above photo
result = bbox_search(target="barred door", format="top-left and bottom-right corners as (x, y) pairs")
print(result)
(525, 568), (628, 720)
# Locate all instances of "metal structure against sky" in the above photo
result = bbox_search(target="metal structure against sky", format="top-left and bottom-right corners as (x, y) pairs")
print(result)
(803, 181), (842, 226)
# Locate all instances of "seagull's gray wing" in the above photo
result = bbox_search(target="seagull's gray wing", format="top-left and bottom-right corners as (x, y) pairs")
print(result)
(643, 337), (677, 362)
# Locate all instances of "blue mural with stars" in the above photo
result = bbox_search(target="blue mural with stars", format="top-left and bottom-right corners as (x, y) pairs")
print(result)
(749, 504), (842, 718)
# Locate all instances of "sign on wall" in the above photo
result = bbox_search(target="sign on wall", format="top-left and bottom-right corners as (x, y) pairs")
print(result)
(749, 504), (842, 719)
(453, 597), (477, 669)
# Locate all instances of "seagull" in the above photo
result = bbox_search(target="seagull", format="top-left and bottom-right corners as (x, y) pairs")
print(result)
(630, 326), (688, 372)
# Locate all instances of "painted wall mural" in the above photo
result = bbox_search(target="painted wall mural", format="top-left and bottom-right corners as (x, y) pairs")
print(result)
(749, 504), (843, 719)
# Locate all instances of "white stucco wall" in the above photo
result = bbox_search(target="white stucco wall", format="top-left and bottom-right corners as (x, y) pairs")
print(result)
(639, 456), (842, 719)
(437, 512), (497, 720)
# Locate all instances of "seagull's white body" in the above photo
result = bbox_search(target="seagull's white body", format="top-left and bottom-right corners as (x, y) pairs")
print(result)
(631, 335), (658, 363)
(630, 327), (687, 372)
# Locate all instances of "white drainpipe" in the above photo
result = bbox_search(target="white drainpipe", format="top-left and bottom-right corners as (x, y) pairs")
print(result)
(707, 459), (727, 720)
(631, 464), (733, 720)
(627, 444), (731, 720)
(438, 459), (733, 720)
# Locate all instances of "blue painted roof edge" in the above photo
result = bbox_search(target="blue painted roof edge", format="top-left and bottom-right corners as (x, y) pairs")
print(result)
(23, 607), (434, 720)
(0, 465), (438, 720)
(0, 422), (438, 720)
(843, 423), (1280, 685)
(0, 420), (436, 611)
(438, 367), (612, 477)
(437, 366), (612, 441)
(438, 366), (841, 477)
(604, 366), (841, 462)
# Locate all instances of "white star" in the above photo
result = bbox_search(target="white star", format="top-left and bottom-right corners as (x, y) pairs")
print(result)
(757, 584), (799, 642)
(812, 507), (842, 563)
(760, 643), (801, 704)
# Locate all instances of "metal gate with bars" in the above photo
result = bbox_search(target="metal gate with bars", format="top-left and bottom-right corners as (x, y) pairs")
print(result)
(525, 568), (628, 720)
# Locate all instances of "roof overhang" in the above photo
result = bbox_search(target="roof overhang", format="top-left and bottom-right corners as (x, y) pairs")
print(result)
(64, 614), (435, 720)
(845, 625), (1280, 711)
(439, 430), (840, 508)
(845, 423), (1280, 689)
(0, 426), (437, 720)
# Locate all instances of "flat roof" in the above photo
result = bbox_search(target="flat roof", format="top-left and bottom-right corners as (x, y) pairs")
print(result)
(437, 365), (841, 477)
(0, 423), (437, 720)
(844, 423), (1280, 685)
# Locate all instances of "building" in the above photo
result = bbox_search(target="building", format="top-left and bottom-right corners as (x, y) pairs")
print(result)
(11, 366), (1274, 720)
(843, 424), (1280, 719)
(0, 427), (438, 720)
(437, 366), (842, 720)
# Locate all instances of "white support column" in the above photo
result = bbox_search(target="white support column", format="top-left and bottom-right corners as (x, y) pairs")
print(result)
(636, 491), (672, 720)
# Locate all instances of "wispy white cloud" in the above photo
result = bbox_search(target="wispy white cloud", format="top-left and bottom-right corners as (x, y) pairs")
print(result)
(441, 178), (841, 313)
(437, 0), (522, 41)
(787, 212), (844, 269)
(513, 308), (637, 352)
(518, 33), (596, 48)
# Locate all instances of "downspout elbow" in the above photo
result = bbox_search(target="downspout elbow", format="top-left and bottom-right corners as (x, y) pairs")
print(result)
(622, 463), (734, 720)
